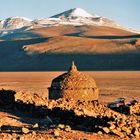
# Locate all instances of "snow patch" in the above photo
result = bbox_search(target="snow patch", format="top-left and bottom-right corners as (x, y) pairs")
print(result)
(1, 16), (32, 30)
(0, 8), (139, 34)
(70, 8), (96, 18)
(51, 8), (99, 19)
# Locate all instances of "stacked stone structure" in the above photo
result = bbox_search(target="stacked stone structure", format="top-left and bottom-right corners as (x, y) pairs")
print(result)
(49, 62), (99, 101)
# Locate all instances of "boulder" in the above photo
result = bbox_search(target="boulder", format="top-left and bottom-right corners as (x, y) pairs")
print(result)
(134, 128), (139, 137)
(111, 129), (124, 138)
(103, 127), (110, 134)
(33, 123), (39, 128)
(97, 131), (103, 135)
(22, 127), (30, 134)
(109, 124), (116, 130)
(121, 126), (131, 135)
(58, 124), (65, 129)
(53, 129), (60, 137)
(65, 125), (71, 132)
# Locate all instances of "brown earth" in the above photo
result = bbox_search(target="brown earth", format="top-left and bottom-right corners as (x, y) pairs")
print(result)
(0, 25), (140, 71)
(24, 36), (137, 54)
(26, 25), (139, 54)
(0, 71), (140, 139)
(0, 71), (139, 103)
(29, 25), (135, 37)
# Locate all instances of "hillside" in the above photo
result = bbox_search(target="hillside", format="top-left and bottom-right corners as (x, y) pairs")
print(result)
(0, 33), (140, 71)
(0, 8), (140, 71)
(24, 36), (137, 54)
(25, 25), (139, 54)
(30, 25), (135, 37)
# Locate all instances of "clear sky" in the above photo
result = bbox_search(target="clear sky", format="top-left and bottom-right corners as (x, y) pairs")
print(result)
(0, 0), (140, 31)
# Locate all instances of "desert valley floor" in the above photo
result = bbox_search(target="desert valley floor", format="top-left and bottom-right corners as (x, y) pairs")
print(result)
(0, 71), (140, 102)
(0, 71), (140, 140)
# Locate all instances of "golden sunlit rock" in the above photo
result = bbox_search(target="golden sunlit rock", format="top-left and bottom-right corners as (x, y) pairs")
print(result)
(49, 61), (99, 101)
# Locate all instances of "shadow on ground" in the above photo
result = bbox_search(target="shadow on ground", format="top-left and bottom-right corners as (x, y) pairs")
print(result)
(1, 52), (140, 71)
(65, 33), (140, 39)
(0, 37), (140, 71)
(0, 89), (115, 134)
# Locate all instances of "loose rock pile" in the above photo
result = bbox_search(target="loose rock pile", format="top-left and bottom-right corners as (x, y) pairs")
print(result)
(130, 102), (140, 115)
(0, 89), (140, 139)
(47, 99), (140, 138)
(15, 91), (48, 106)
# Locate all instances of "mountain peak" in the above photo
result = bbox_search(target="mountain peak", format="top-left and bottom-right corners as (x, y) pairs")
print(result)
(7, 16), (32, 21)
(0, 8), (139, 33)
(1, 16), (32, 30)
(51, 8), (98, 19)
(70, 8), (94, 18)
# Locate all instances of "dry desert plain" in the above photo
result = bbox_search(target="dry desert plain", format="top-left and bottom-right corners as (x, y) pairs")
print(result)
(0, 71), (140, 140)
(0, 71), (140, 102)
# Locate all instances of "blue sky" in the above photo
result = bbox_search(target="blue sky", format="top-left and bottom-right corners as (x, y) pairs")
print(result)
(0, 0), (140, 31)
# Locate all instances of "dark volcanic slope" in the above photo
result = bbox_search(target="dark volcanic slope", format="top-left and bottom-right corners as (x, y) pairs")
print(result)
(0, 25), (140, 71)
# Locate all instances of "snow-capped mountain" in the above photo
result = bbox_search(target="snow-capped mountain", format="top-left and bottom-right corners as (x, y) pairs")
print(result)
(51, 8), (98, 18)
(34, 18), (60, 26)
(48, 8), (131, 31)
(0, 8), (139, 36)
(32, 8), (122, 28)
(49, 8), (102, 26)
(1, 16), (32, 30)
(0, 20), (3, 29)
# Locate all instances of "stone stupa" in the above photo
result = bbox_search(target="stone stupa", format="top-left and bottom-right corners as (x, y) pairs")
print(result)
(49, 61), (99, 102)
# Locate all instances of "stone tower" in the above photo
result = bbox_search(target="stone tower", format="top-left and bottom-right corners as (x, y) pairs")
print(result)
(49, 62), (99, 101)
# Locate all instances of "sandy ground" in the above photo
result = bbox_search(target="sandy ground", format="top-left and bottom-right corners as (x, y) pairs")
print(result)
(0, 71), (140, 140)
(0, 71), (139, 103)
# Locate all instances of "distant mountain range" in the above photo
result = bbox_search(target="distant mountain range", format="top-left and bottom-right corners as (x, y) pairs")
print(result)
(0, 8), (140, 71)
(0, 8), (139, 33)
